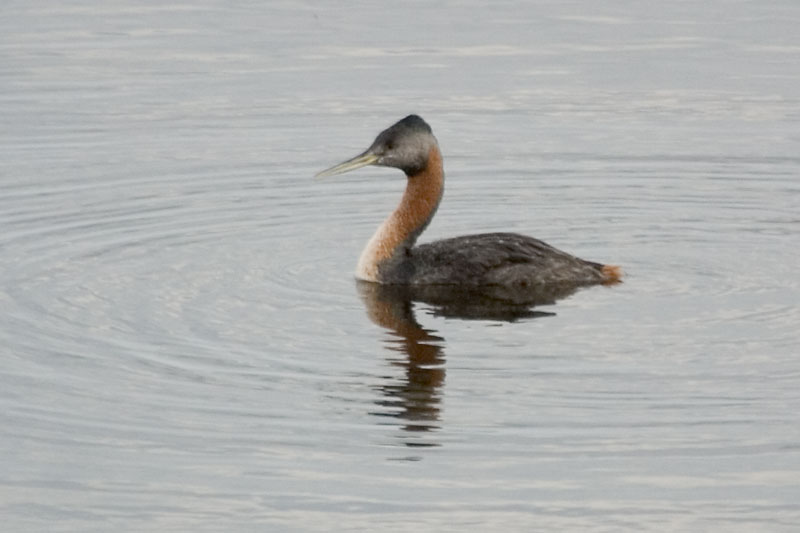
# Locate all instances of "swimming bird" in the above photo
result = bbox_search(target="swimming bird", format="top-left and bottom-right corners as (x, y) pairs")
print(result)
(316, 115), (622, 288)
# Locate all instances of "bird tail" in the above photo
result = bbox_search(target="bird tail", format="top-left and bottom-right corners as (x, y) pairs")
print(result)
(601, 264), (624, 284)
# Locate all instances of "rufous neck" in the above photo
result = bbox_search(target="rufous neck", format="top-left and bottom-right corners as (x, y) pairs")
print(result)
(393, 145), (444, 248)
(356, 146), (444, 281)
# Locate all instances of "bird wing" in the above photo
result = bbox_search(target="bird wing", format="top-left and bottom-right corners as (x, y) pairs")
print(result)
(412, 232), (604, 286)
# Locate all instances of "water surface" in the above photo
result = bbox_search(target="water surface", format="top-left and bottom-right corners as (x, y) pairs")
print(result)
(1, 1), (799, 531)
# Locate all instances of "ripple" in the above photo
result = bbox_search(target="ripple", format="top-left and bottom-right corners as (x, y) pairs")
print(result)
(3, 2), (800, 528)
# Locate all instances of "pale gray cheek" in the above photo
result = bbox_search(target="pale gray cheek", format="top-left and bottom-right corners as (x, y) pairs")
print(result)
(378, 155), (397, 168)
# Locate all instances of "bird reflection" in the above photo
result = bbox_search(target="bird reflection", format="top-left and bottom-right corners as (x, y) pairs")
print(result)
(359, 281), (445, 448)
(357, 280), (584, 448)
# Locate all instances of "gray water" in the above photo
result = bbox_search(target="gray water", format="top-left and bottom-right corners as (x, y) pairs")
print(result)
(2, 1), (800, 531)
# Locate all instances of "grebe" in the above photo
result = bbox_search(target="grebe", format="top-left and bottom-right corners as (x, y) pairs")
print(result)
(316, 115), (622, 287)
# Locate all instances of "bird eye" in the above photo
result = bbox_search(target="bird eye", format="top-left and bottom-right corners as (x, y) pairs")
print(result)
(385, 140), (394, 150)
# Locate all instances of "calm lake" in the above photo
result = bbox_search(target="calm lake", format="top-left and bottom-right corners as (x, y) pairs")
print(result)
(2, 1), (799, 531)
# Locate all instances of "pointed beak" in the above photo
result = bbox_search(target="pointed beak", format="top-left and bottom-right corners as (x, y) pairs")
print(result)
(315, 151), (379, 178)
